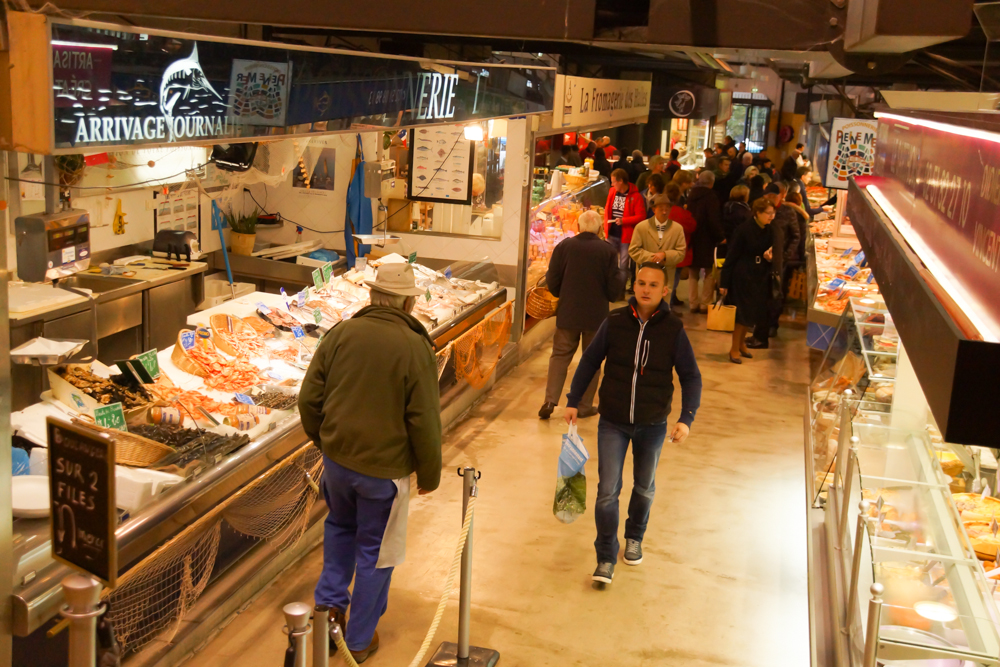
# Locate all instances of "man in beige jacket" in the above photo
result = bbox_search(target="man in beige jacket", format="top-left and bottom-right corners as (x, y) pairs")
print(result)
(628, 193), (687, 297)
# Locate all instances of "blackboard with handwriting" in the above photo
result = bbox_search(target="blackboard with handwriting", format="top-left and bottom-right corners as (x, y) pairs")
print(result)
(47, 418), (117, 586)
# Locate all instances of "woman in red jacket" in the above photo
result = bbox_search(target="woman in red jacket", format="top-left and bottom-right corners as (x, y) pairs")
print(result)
(668, 188), (698, 311)
(604, 168), (648, 290)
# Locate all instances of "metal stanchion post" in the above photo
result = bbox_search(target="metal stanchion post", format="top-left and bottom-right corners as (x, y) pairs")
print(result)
(283, 602), (312, 667)
(837, 440), (860, 550)
(845, 501), (871, 635)
(426, 467), (500, 667)
(312, 606), (329, 667)
(862, 583), (885, 667)
(61, 574), (104, 667)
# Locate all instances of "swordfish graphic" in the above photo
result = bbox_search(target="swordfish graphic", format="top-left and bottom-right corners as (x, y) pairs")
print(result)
(159, 44), (223, 135)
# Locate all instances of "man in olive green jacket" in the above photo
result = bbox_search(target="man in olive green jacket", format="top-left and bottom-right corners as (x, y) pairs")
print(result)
(299, 262), (442, 663)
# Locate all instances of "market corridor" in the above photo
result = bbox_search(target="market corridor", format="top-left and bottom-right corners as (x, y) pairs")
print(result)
(186, 317), (811, 667)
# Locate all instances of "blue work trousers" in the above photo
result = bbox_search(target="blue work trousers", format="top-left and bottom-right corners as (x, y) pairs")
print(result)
(315, 456), (397, 651)
(594, 418), (668, 564)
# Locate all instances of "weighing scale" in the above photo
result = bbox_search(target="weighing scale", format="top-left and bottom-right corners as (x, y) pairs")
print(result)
(12, 208), (99, 364)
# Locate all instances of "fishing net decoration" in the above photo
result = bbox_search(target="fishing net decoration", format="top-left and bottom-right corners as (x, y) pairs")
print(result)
(101, 445), (323, 653)
(452, 301), (513, 389)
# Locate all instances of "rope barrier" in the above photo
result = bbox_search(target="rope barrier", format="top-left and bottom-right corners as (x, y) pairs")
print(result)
(330, 493), (478, 667)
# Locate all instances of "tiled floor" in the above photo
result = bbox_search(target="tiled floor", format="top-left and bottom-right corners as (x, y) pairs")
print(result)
(185, 311), (811, 667)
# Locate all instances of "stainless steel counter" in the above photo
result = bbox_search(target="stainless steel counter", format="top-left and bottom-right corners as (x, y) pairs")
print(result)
(11, 414), (309, 637)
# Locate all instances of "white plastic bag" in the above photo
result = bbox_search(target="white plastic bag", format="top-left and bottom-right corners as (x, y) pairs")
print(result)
(553, 424), (590, 524)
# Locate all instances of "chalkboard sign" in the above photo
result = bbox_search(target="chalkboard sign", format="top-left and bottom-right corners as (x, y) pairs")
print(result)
(47, 418), (117, 587)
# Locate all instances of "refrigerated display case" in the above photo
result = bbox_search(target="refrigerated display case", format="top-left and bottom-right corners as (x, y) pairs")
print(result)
(525, 176), (610, 290)
(805, 297), (1000, 667)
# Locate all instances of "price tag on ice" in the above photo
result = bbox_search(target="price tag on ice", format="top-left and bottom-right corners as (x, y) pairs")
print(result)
(841, 247), (853, 257)
(312, 269), (324, 289)
(855, 251), (866, 265)
(256, 302), (271, 315)
(180, 330), (196, 351)
(136, 349), (160, 379)
(313, 308), (323, 324)
(867, 273), (875, 284)
(425, 289), (432, 302)
(280, 287), (291, 310)
(234, 393), (255, 405)
(297, 290), (307, 308)
(93, 402), (127, 432)
(322, 262), (334, 283)
(844, 265), (860, 279)
(408, 251), (417, 264)
(826, 278), (846, 289)
(444, 267), (452, 279)
(292, 325), (305, 339)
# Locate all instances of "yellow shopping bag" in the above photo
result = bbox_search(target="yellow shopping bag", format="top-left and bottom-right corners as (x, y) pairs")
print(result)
(707, 299), (736, 332)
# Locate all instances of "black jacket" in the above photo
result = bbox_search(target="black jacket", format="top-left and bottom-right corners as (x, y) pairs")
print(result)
(566, 299), (702, 426)
(771, 204), (802, 276)
(720, 200), (752, 257)
(686, 186), (725, 270)
(545, 232), (625, 331)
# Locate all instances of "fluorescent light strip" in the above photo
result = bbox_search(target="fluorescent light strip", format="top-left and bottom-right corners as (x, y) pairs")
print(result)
(51, 40), (119, 51)
(874, 111), (1000, 146)
(867, 184), (1000, 343)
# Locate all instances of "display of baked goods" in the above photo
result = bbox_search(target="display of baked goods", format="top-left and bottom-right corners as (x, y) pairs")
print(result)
(952, 493), (1000, 522)
(963, 521), (1000, 560)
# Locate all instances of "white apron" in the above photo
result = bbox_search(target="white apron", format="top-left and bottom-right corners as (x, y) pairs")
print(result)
(375, 476), (410, 569)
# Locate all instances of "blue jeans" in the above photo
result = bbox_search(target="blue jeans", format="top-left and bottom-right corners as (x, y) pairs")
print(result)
(315, 456), (397, 651)
(594, 418), (668, 564)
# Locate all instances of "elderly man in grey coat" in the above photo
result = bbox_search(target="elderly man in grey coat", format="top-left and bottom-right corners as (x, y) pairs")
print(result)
(539, 210), (626, 420)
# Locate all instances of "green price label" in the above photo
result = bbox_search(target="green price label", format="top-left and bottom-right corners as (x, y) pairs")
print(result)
(136, 349), (160, 379)
(313, 308), (323, 324)
(408, 251), (417, 264)
(312, 268), (324, 289)
(322, 262), (333, 283)
(93, 402), (127, 432)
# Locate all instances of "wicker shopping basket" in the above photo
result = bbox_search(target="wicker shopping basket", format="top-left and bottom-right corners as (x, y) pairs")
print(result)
(526, 281), (558, 320)
(71, 418), (175, 468)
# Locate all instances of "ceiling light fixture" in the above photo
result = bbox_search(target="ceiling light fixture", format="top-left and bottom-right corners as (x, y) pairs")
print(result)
(51, 40), (119, 51)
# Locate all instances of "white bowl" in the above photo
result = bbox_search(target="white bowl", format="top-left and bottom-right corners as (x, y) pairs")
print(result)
(12, 475), (50, 518)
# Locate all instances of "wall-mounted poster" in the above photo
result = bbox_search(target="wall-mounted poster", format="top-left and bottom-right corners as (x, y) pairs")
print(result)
(292, 146), (336, 197)
(407, 124), (474, 205)
(227, 59), (291, 127)
(825, 117), (877, 190)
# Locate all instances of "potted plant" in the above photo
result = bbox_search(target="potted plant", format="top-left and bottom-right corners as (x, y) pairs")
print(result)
(227, 207), (259, 256)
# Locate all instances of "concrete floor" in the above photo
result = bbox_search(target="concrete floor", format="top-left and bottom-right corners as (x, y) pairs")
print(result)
(185, 311), (811, 667)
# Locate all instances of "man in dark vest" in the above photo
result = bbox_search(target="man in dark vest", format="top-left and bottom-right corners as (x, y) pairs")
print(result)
(564, 262), (703, 586)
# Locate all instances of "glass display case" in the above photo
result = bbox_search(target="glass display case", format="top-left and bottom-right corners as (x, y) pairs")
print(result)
(806, 297), (1000, 666)
(525, 176), (610, 290)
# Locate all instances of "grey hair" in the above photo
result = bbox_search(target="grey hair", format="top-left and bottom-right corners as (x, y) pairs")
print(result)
(632, 149), (645, 160)
(697, 170), (715, 186)
(370, 289), (416, 313)
(578, 210), (603, 234)
(742, 152), (753, 165)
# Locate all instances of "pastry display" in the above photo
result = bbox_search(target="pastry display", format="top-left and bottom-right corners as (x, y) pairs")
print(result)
(951, 493), (1000, 522)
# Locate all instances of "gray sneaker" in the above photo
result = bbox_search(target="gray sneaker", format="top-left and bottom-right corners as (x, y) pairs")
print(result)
(624, 539), (643, 565)
(592, 562), (615, 584)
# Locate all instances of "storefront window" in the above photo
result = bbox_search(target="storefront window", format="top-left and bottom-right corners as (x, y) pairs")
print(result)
(663, 118), (712, 168)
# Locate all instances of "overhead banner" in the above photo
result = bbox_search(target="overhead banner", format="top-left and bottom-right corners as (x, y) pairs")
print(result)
(15, 15), (555, 153)
(553, 75), (651, 129)
(825, 117), (878, 190)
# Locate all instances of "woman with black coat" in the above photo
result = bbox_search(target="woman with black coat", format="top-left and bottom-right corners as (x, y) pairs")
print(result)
(719, 198), (775, 364)
(593, 147), (613, 179)
(720, 184), (753, 256)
